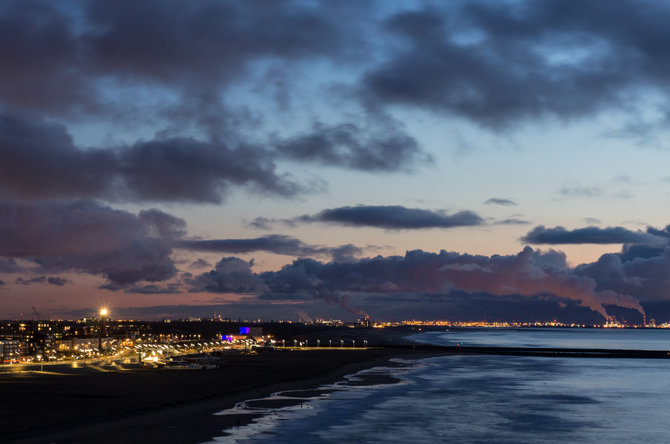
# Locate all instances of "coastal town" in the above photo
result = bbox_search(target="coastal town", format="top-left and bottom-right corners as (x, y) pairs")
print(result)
(2, 307), (669, 367)
(0, 309), (378, 368)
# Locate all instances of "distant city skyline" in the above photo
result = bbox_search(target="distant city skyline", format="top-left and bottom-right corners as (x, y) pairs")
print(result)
(2, 0), (670, 322)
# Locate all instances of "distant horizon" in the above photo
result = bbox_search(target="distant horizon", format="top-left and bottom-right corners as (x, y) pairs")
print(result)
(1, 310), (659, 327)
(1, 316), (665, 331)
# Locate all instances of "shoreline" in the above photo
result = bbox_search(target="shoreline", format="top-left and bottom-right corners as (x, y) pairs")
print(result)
(7, 329), (665, 443)
(209, 358), (417, 441)
(6, 348), (441, 444)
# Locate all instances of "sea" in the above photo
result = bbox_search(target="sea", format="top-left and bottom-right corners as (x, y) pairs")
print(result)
(208, 328), (670, 443)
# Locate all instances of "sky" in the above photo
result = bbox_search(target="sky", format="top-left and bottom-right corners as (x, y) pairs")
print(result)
(2, 0), (670, 323)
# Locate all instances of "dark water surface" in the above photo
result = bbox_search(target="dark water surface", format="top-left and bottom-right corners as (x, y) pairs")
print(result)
(210, 329), (670, 443)
(413, 327), (670, 350)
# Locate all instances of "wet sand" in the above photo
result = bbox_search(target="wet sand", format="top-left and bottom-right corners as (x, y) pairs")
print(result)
(3, 348), (438, 444)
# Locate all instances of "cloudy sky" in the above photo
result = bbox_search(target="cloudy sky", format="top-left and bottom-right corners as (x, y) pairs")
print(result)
(2, 0), (670, 323)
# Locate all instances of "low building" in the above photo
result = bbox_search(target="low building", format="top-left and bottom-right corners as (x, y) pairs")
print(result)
(0, 340), (21, 363)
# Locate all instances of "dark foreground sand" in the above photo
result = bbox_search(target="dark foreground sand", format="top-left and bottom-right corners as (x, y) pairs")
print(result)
(2, 347), (439, 444)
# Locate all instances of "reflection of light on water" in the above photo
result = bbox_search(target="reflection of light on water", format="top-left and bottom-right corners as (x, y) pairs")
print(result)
(410, 328), (670, 351)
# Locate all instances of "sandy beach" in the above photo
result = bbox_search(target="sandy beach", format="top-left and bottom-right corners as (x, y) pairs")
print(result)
(3, 346), (439, 444)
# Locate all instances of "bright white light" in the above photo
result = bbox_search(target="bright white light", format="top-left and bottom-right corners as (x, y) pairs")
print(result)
(100, 308), (109, 316)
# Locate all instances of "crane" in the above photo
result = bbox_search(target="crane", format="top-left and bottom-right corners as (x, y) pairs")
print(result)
(32, 306), (41, 321)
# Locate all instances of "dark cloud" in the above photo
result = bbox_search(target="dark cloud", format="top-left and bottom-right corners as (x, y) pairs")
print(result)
(364, 0), (670, 129)
(0, 2), (93, 115)
(0, 258), (23, 273)
(514, 224), (670, 303)
(15, 276), (69, 286)
(329, 244), (366, 263)
(577, 247), (670, 301)
(189, 258), (212, 269)
(485, 198), (517, 206)
(274, 121), (429, 172)
(247, 217), (275, 230)
(0, 0), (361, 117)
(0, 199), (374, 291)
(0, 2), (431, 207)
(5, 0), (670, 140)
(2, 0), (670, 210)
(0, 113), (115, 200)
(522, 225), (657, 245)
(47, 276), (69, 286)
(295, 205), (484, 230)
(186, 257), (267, 294)
(15, 276), (44, 286)
(119, 283), (182, 295)
(0, 113), (300, 203)
(119, 137), (301, 203)
(83, 0), (355, 92)
(179, 235), (363, 260)
(12, 0), (670, 212)
(242, 204), (484, 234)
(138, 209), (187, 241)
(618, 244), (665, 263)
(0, 200), (180, 285)
(190, 247), (643, 320)
(645, 224), (670, 239)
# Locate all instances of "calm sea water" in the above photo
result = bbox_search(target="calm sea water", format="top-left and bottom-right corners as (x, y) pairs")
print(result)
(210, 329), (670, 443)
